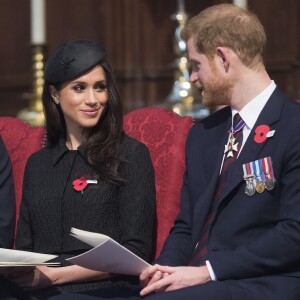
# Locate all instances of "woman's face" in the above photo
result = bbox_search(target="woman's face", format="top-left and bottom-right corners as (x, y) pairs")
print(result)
(50, 65), (108, 136)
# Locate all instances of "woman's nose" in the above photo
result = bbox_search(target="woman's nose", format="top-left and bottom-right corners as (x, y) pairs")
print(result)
(85, 89), (97, 104)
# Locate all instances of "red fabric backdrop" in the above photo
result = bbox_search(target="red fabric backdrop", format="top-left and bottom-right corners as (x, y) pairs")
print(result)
(0, 108), (194, 257)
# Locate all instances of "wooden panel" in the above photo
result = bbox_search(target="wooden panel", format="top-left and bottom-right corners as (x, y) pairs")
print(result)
(0, 0), (300, 118)
(0, 1), (31, 82)
(249, 0), (299, 97)
(250, 0), (298, 65)
(0, 0), (31, 116)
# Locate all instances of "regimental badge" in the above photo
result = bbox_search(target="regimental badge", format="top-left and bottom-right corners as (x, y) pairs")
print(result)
(242, 157), (275, 196)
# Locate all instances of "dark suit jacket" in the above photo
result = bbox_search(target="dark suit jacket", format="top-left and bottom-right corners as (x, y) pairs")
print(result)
(0, 135), (15, 248)
(156, 88), (300, 299)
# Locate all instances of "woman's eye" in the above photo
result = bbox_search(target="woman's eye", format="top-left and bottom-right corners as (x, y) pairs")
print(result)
(96, 83), (107, 92)
(73, 85), (85, 92)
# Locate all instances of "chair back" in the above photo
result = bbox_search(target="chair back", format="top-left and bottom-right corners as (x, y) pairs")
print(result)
(0, 117), (45, 231)
(124, 107), (193, 258)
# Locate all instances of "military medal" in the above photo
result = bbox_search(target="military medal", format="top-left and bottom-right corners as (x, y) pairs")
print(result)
(243, 157), (276, 196)
(265, 178), (274, 190)
(262, 157), (275, 191)
(254, 160), (265, 193)
(255, 180), (265, 193)
(245, 176), (256, 196)
(243, 163), (256, 196)
(224, 134), (238, 158)
(224, 116), (246, 158)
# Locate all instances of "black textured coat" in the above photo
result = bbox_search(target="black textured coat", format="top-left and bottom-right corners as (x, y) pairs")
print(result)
(13, 134), (155, 298)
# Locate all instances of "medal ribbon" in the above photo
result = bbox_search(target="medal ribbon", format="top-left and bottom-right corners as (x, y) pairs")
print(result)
(249, 161), (256, 186)
(254, 160), (263, 182)
(228, 118), (246, 135)
(262, 156), (275, 182)
(243, 162), (253, 179)
(258, 159), (266, 182)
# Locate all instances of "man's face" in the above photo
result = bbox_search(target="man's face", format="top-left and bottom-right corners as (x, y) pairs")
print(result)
(187, 38), (233, 107)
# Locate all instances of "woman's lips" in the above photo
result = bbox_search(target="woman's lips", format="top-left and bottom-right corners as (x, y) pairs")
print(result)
(81, 108), (100, 117)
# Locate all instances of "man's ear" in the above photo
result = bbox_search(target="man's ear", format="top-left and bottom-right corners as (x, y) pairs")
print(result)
(216, 47), (230, 72)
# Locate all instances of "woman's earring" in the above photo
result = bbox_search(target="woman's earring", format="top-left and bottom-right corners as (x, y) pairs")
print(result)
(53, 98), (60, 105)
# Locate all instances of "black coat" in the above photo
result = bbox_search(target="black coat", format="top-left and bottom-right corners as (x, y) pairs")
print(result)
(14, 134), (156, 298)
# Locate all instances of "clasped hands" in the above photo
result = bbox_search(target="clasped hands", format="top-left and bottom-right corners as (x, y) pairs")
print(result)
(139, 264), (211, 296)
(2, 263), (211, 294)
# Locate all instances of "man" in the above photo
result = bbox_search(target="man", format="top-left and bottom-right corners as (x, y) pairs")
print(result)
(0, 135), (15, 248)
(50, 3), (300, 300)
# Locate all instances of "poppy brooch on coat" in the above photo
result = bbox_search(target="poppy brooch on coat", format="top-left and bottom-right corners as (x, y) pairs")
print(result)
(254, 125), (275, 144)
(72, 177), (97, 194)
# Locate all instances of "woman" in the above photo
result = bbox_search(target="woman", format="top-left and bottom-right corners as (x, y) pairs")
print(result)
(8, 40), (156, 298)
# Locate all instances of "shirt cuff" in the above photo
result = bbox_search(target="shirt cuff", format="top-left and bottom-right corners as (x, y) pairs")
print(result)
(205, 260), (217, 281)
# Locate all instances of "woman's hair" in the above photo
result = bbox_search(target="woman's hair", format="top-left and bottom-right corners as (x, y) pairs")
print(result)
(42, 57), (124, 184)
(181, 4), (266, 68)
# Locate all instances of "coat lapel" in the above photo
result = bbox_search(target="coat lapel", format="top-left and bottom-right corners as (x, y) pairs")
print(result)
(217, 88), (285, 205)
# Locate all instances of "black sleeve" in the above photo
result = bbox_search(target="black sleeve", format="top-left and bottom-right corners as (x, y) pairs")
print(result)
(15, 156), (34, 251)
(0, 135), (15, 248)
(118, 139), (156, 263)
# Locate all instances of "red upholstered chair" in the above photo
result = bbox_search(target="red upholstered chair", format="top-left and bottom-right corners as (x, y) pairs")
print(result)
(0, 108), (193, 257)
(124, 108), (193, 258)
(0, 117), (45, 235)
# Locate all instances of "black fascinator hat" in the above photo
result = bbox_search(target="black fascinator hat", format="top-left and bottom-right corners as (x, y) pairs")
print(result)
(45, 39), (106, 83)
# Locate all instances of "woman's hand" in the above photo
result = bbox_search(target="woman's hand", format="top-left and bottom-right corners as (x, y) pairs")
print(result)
(7, 265), (58, 290)
(7, 264), (111, 290)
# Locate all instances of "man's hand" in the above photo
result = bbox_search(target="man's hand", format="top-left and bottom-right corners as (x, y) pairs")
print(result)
(140, 264), (170, 289)
(139, 264), (211, 296)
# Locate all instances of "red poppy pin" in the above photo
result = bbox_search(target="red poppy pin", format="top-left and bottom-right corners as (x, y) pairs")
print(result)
(73, 177), (88, 192)
(72, 177), (97, 194)
(254, 125), (275, 144)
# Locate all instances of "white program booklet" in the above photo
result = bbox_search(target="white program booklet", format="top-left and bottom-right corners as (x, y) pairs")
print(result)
(0, 248), (59, 267)
(66, 227), (151, 275)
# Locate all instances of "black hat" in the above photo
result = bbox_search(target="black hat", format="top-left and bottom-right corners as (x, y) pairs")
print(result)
(45, 40), (106, 83)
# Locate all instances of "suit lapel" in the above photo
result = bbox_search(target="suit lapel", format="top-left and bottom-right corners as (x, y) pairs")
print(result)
(217, 88), (285, 206)
(203, 110), (232, 181)
(193, 108), (232, 241)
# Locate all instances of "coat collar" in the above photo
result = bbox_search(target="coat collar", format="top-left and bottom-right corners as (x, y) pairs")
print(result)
(51, 137), (86, 166)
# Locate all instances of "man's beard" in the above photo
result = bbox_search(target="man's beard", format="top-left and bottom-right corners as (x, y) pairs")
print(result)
(200, 66), (233, 108)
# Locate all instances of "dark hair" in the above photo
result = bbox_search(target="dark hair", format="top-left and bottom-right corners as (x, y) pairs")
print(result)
(42, 57), (125, 184)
